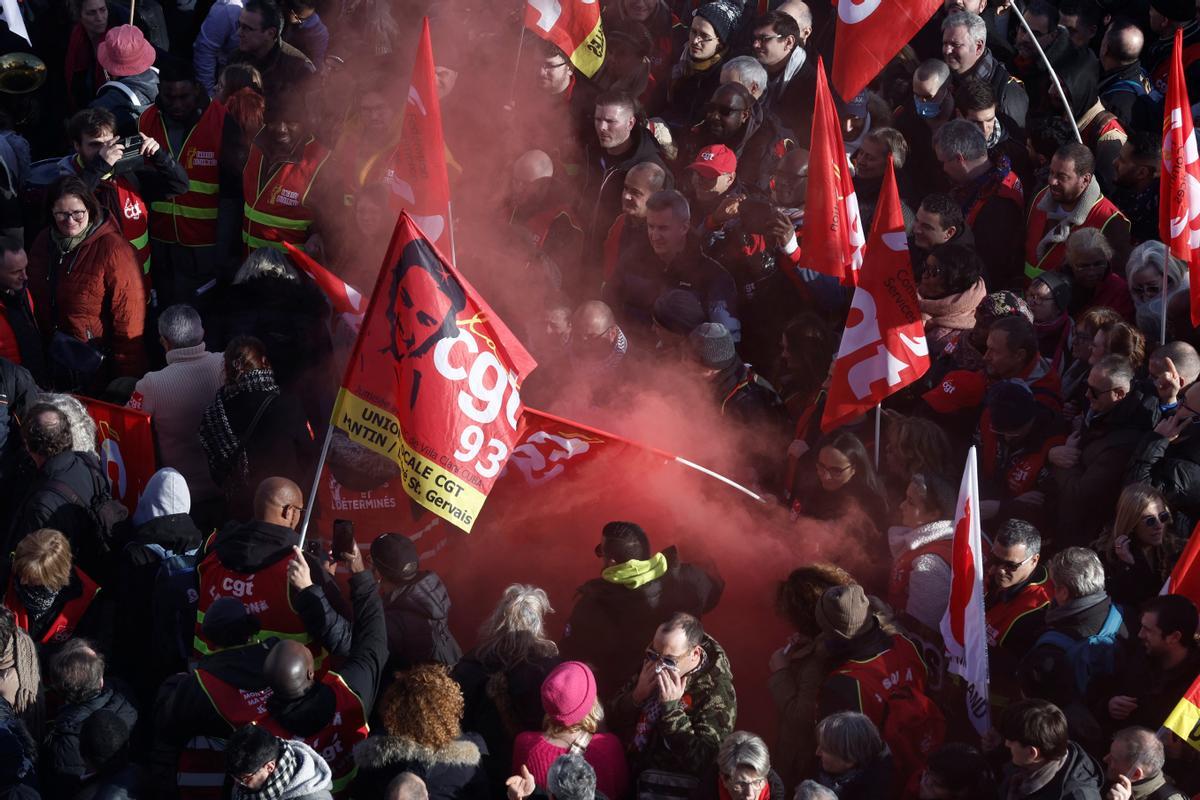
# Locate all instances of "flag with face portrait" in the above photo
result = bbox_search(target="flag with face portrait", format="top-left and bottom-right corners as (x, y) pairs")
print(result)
(525, 0), (606, 78)
(832, 0), (940, 100)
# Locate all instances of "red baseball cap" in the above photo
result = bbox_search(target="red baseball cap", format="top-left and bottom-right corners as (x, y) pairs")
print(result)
(686, 144), (737, 179)
(922, 369), (987, 414)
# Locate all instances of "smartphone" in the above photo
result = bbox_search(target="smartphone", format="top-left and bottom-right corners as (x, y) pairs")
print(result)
(331, 519), (355, 558)
(740, 197), (775, 235)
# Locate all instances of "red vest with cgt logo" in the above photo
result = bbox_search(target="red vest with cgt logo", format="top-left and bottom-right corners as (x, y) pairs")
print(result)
(242, 136), (330, 252)
(192, 553), (313, 658)
(139, 101), (226, 246)
(68, 155), (150, 274)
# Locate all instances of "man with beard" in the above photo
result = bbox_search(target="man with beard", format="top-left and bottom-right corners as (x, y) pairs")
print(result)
(607, 190), (738, 345)
(601, 162), (669, 290)
(139, 61), (244, 306)
(241, 91), (333, 254)
(1108, 131), (1160, 246)
(681, 82), (794, 197)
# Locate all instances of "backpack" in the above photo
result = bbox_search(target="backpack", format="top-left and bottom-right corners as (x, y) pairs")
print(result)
(149, 545), (201, 672)
(46, 464), (132, 554)
(1033, 603), (1124, 695)
(877, 683), (946, 781)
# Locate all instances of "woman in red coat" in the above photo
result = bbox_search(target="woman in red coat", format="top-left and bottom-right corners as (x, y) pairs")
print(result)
(27, 175), (146, 391)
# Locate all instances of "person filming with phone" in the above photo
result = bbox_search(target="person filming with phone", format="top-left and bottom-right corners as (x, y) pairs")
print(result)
(1127, 380), (1200, 533)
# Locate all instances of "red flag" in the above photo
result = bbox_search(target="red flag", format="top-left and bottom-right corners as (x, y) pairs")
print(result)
(1163, 521), (1200, 606)
(940, 447), (990, 736)
(331, 212), (538, 533)
(832, 0), (940, 101)
(802, 58), (865, 285)
(283, 241), (365, 316)
(77, 396), (156, 515)
(821, 156), (929, 431)
(1160, 27), (1200, 325)
(525, 0), (605, 78)
(393, 19), (454, 255)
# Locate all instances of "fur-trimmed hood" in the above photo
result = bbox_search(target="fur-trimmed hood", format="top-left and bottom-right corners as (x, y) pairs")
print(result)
(353, 733), (483, 771)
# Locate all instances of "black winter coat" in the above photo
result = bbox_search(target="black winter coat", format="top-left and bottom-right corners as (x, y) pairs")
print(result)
(381, 571), (462, 674)
(352, 732), (489, 800)
(579, 126), (666, 256)
(1126, 428), (1200, 533)
(997, 741), (1103, 800)
(816, 754), (894, 800)
(560, 546), (724, 698)
(42, 687), (138, 796)
(10, 451), (110, 579)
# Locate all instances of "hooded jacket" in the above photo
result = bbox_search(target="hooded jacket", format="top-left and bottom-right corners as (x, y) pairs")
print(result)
(955, 49), (1030, 129)
(381, 571), (462, 674)
(561, 545), (724, 698)
(91, 68), (159, 137)
(352, 732), (489, 800)
(1052, 390), (1159, 546)
(266, 740), (335, 800)
(609, 634), (737, 777)
(43, 686), (139, 795)
(998, 741), (1103, 800)
(684, 102), (796, 197)
(580, 124), (667, 257)
(26, 214), (147, 383)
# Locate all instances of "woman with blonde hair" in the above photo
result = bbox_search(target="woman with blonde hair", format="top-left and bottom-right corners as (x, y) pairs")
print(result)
(452, 584), (562, 794)
(3, 529), (103, 647)
(352, 664), (488, 798)
(1094, 483), (1185, 606)
(512, 661), (629, 799)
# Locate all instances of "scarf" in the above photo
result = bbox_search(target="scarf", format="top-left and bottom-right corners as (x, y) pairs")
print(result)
(1045, 590), (1108, 624)
(951, 155), (1014, 221)
(1005, 755), (1067, 800)
(1034, 178), (1103, 260)
(15, 583), (58, 621)
(0, 628), (41, 717)
(200, 369), (279, 486)
(49, 225), (90, 256)
(234, 740), (298, 800)
(986, 116), (1004, 149)
(603, 552), (669, 589)
(920, 278), (988, 330)
(1034, 312), (1071, 371)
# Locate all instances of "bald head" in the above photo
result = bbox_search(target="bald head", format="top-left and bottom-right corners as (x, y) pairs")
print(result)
(512, 149), (554, 183)
(777, 0), (813, 41)
(253, 477), (304, 528)
(263, 639), (315, 700)
(574, 301), (616, 337)
(621, 162), (668, 219)
(385, 773), (429, 800)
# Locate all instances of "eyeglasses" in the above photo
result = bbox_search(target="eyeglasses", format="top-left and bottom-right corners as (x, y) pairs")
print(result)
(1142, 510), (1172, 528)
(644, 649), (679, 671)
(690, 32), (716, 44)
(816, 462), (853, 478)
(752, 34), (784, 44)
(52, 210), (87, 223)
(1024, 291), (1053, 305)
(722, 776), (767, 792)
(990, 551), (1035, 572)
(540, 61), (570, 71)
(1131, 284), (1162, 300)
(1085, 383), (1116, 399)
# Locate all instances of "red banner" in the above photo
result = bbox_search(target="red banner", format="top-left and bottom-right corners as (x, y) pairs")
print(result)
(1159, 28), (1200, 325)
(803, 58), (865, 285)
(77, 396), (156, 514)
(1163, 520), (1200, 608)
(330, 212), (538, 533)
(525, 0), (606, 78)
(822, 156), (929, 430)
(832, 0), (940, 101)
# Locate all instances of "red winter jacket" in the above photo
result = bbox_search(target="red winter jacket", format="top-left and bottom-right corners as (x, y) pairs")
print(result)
(27, 215), (147, 379)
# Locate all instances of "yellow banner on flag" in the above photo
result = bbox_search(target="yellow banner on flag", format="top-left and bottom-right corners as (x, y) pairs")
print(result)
(1164, 673), (1200, 751)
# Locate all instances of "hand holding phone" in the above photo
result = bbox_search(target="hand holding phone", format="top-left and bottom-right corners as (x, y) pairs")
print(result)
(331, 519), (355, 559)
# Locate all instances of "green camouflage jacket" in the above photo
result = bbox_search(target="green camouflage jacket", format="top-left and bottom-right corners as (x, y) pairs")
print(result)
(610, 634), (737, 777)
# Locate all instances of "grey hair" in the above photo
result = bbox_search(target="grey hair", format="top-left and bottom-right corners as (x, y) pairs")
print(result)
(1049, 547), (1106, 598)
(157, 304), (205, 349)
(646, 189), (690, 223)
(385, 772), (429, 800)
(1092, 354), (1134, 390)
(1152, 341), (1200, 384)
(914, 58), (950, 83)
(718, 731), (771, 778)
(547, 753), (597, 800)
(943, 11), (987, 46)
(1066, 227), (1114, 264)
(234, 247), (300, 284)
(1114, 727), (1165, 777)
(994, 519), (1042, 556)
(1126, 240), (1189, 291)
(794, 781), (838, 800)
(39, 393), (98, 454)
(815, 711), (885, 768)
(720, 56), (769, 95)
(934, 119), (987, 162)
(475, 584), (559, 668)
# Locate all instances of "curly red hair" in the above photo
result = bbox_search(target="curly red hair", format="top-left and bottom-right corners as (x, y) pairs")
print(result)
(378, 664), (464, 749)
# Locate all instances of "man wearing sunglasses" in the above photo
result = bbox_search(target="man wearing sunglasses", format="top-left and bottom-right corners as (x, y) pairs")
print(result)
(608, 612), (735, 780)
(1128, 380), (1200, 533)
(1050, 356), (1159, 545)
(681, 83), (795, 198)
(984, 520), (1053, 711)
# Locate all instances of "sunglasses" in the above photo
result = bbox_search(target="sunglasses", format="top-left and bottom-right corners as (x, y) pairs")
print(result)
(990, 552), (1035, 572)
(1142, 511), (1172, 528)
(644, 649), (679, 671)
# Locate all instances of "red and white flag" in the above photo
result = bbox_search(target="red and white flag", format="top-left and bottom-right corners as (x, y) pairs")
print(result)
(832, 0), (940, 100)
(525, 0), (606, 78)
(940, 446), (991, 736)
(393, 18), (454, 256)
(283, 241), (365, 318)
(820, 156), (928, 431)
(803, 58), (865, 285)
(1161, 520), (1200, 607)
(1160, 27), (1200, 325)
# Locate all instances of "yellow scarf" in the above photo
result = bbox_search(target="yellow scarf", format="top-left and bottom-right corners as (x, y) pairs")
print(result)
(602, 552), (669, 589)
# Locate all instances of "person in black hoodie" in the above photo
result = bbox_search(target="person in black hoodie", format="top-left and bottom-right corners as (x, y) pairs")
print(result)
(371, 533), (461, 679)
(561, 521), (723, 699)
(42, 639), (138, 797)
(997, 699), (1103, 800)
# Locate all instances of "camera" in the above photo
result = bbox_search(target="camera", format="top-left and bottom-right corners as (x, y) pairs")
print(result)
(740, 197), (776, 235)
(110, 135), (144, 175)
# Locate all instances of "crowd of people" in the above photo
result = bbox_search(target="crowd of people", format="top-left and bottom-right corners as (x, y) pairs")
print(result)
(0, 0), (1199, 798)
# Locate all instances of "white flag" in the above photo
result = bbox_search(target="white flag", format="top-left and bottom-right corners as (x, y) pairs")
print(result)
(940, 446), (991, 735)
(0, 0), (29, 44)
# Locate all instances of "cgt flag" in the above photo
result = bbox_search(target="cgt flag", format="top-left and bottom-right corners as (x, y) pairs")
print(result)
(283, 241), (365, 318)
(394, 18), (454, 255)
(803, 58), (865, 285)
(525, 0), (606, 78)
(832, 0), (940, 100)
(331, 211), (537, 533)
(1161, 520), (1200, 607)
(1160, 27), (1200, 325)
(1164, 671), (1200, 752)
(821, 155), (928, 431)
(77, 396), (156, 515)
(940, 446), (991, 735)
